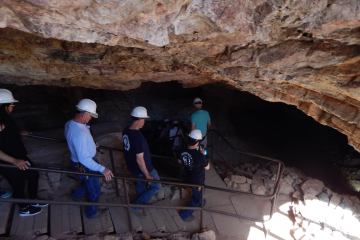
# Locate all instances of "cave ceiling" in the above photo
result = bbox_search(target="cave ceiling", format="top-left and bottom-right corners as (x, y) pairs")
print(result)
(0, 0), (359, 151)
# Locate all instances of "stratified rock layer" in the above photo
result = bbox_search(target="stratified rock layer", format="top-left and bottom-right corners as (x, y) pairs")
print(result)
(0, 0), (359, 151)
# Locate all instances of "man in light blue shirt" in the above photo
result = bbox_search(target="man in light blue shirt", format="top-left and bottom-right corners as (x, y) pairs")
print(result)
(191, 97), (211, 147)
(65, 99), (113, 218)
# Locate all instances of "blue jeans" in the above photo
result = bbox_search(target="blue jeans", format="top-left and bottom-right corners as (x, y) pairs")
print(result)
(179, 187), (202, 220)
(72, 164), (101, 218)
(134, 169), (160, 205)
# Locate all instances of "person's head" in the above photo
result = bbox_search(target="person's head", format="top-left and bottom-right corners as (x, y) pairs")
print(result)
(130, 106), (149, 129)
(187, 129), (202, 147)
(0, 89), (18, 115)
(193, 97), (203, 110)
(75, 98), (98, 124)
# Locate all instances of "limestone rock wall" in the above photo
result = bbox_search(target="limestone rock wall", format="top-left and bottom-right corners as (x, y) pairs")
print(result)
(0, 0), (359, 151)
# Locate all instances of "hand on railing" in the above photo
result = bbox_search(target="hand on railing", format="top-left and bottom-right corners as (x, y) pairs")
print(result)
(102, 168), (114, 181)
(145, 174), (154, 185)
(14, 159), (31, 171)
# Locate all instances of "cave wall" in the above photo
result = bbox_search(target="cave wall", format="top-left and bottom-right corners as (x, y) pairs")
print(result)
(0, 0), (359, 151)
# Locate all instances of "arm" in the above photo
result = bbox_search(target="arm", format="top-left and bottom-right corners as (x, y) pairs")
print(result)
(136, 153), (152, 179)
(0, 150), (29, 170)
(205, 162), (210, 171)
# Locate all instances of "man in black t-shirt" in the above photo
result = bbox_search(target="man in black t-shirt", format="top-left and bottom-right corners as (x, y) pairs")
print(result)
(0, 89), (48, 217)
(178, 129), (210, 221)
(122, 106), (160, 211)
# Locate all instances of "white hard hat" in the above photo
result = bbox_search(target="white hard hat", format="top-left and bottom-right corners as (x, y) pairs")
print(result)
(193, 97), (203, 104)
(0, 89), (18, 104)
(76, 98), (98, 118)
(131, 106), (149, 119)
(188, 129), (202, 140)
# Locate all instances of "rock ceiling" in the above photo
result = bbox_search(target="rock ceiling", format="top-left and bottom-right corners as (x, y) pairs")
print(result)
(0, 0), (359, 151)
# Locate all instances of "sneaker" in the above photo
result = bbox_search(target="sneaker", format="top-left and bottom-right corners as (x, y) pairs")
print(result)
(0, 190), (12, 199)
(31, 203), (49, 208)
(19, 205), (42, 217)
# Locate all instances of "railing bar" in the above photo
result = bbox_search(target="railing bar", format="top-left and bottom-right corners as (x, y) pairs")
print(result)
(0, 163), (202, 188)
(204, 208), (270, 223)
(0, 198), (202, 210)
(200, 186), (204, 230)
(109, 149), (120, 197)
(123, 178), (133, 231)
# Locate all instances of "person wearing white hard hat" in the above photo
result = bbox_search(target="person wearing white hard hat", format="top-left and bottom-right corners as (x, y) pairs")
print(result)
(0, 89), (48, 217)
(122, 106), (160, 214)
(191, 97), (212, 148)
(177, 129), (210, 222)
(64, 98), (113, 218)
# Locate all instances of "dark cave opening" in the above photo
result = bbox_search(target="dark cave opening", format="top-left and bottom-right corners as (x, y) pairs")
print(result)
(2, 82), (359, 194)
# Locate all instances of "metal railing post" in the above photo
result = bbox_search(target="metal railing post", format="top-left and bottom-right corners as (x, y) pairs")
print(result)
(200, 186), (204, 231)
(21, 132), (284, 224)
(123, 178), (133, 231)
(109, 149), (120, 197)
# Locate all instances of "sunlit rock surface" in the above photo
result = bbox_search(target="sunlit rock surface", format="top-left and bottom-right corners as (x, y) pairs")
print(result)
(0, 0), (359, 151)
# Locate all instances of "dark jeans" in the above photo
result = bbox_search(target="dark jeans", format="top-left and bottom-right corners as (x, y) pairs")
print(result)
(179, 187), (202, 220)
(71, 163), (101, 218)
(0, 159), (39, 208)
(134, 169), (160, 205)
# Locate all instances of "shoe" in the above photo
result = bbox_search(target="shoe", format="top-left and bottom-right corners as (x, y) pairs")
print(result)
(182, 215), (195, 222)
(19, 205), (42, 217)
(0, 190), (12, 199)
(31, 203), (49, 208)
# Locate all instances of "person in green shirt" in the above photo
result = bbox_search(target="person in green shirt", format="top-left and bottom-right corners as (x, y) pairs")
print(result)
(190, 97), (211, 148)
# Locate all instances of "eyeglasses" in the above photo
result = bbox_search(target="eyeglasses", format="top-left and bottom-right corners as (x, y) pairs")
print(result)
(194, 102), (202, 105)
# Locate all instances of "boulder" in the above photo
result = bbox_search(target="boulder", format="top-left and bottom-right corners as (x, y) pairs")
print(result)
(301, 179), (325, 199)
(191, 230), (216, 240)
(238, 183), (251, 193)
(230, 175), (247, 184)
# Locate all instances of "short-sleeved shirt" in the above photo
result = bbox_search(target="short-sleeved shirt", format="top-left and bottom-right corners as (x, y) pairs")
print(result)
(178, 148), (208, 185)
(122, 127), (153, 176)
(191, 110), (210, 136)
(0, 116), (27, 161)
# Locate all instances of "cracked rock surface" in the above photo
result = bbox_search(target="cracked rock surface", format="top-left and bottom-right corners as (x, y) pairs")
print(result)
(0, 0), (359, 151)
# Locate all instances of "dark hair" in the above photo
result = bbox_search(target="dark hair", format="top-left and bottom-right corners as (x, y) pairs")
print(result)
(0, 104), (11, 126)
(131, 116), (143, 122)
(75, 109), (86, 115)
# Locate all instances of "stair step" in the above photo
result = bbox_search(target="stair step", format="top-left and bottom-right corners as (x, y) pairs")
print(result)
(82, 207), (114, 234)
(10, 205), (48, 237)
(108, 206), (131, 233)
(0, 202), (12, 235)
(129, 208), (157, 234)
(50, 203), (82, 238)
(148, 208), (167, 233)
(154, 208), (179, 233)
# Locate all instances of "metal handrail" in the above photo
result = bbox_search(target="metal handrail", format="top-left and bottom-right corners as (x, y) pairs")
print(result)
(206, 129), (284, 221)
(27, 131), (284, 200)
(0, 131), (285, 235)
(0, 163), (201, 188)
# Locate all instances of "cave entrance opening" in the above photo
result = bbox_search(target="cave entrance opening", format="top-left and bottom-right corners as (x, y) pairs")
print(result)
(1, 82), (359, 195)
